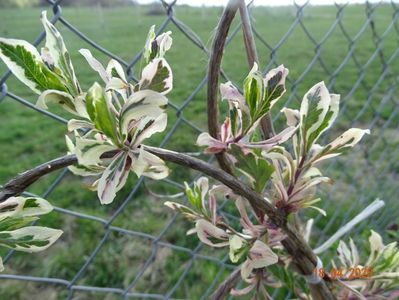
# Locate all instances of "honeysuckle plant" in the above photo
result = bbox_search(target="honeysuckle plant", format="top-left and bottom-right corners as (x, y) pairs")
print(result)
(0, 8), (397, 300)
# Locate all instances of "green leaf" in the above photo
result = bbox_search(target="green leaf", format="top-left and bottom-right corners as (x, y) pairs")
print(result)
(0, 216), (38, 232)
(243, 67), (264, 120)
(86, 82), (120, 145)
(0, 38), (67, 94)
(230, 145), (274, 193)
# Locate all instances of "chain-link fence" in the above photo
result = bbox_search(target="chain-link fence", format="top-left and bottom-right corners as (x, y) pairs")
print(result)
(0, 0), (398, 298)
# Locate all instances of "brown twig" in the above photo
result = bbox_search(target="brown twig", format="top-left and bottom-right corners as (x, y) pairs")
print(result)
(210, 268), (241, 300)
(239, 0), (275, 140)
(207, 0), (240, 175)
(0, 155), (77, 202)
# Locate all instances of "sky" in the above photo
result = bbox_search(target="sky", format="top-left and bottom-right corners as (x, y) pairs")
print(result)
(136, 0), (389, 6)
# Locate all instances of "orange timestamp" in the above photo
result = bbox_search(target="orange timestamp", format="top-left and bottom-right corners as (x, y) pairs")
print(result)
(313, 266), (373, 280)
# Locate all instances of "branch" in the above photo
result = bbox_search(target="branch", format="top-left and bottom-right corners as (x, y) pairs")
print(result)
(210, 268), (241, 300)
(239, 0), (275, 139)
(207, 0), (240, 175)
(0, 147), (336, 299)
(0, 155), (77, 202)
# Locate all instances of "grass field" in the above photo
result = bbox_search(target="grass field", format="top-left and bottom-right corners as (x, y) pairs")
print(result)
(0, 3), (398, 299)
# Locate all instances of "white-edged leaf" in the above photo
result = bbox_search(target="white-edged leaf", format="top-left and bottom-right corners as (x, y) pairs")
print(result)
(281, 108), (300, 127)
(313, 128), (370, 163)
(0, 226), (62, 253)
(40, 11), (80, 95)
(36, 89), (76, 114)
(75, 136), (117, 166)
(67, 119), (94, 131)
(106, 59), (127, 82)
(97, 152), (131, 205)
(0, 197), (53, 221)
(120, 90), (168, 139)
(130, 147), (169, 180)
(79, 48), (108, 82)
(195, 219), (229, 248)
(300, 82), (331, 146)
(0, 38), (66, 94)
(229, 235), (247, 263)
(139, 58), (172, 95)
(131, 113), (168, 148)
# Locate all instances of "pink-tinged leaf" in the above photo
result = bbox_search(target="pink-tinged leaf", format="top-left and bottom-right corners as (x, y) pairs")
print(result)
(164, 201), (198, 221)
(230, 283), (255, 296)
(195, 219), (229, 248)
(209, 194), (217, 225)
(220, 118), (232, 143)
(220, 81), (248, 112)
(130, 147), (169, 180)
(235, 198), (258, 237)
(97, 152), (131, 205)
(243, 126), (297, 149)
(196, 132), (227, 154)
(248, 240), (278, 269)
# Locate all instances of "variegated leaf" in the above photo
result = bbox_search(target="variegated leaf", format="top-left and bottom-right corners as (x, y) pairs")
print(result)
(119, 90), (168, 140)
(312, 128), (370, 163)
(0, 226), (62, 253)
(74, 136), (117, 166)
(139, 58), (172, 95)
(243, 63), (264, 121)
(241, 240), (278, 280)
(97, 152), (131, 204)
(229, 235), (248, 263)
(184, 176), (209, 212)
(300, 82), (331, 149)
(130, 147), (169, 180)
(130, 113), (168, 148)
(86, 82), (120, 145)
(195, 219), (229, 248)
(0, 197), (52, 221)
(164, 201), (199, 221)
(36, 89), (76, 115)
(0, 38), (67, 94)
(41, 11), (80, 95)
(306, 93), (340, 150)
(261, 64), (288, 113)
(79, 48), (108, 82)
(143, 26), (172, 64)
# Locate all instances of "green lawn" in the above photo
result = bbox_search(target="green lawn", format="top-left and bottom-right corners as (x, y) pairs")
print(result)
(0, 3), (398, 299)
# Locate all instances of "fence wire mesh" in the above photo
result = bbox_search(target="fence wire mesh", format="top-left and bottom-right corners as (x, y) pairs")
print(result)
(0, 0), (398, 299)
